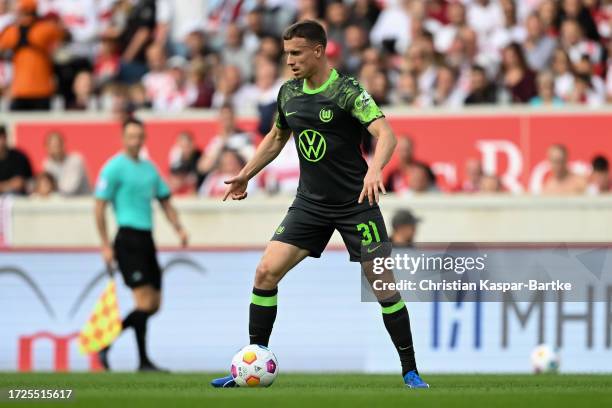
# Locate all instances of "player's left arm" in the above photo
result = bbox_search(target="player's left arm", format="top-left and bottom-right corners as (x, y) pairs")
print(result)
(159, 198), (188, 247)
(359, 118), (397, 205)
(156, 171), (188, 247)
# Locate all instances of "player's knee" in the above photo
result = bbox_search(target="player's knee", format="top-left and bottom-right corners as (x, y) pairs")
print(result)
(135, 296), (160, 314)
(255, 261), (280, 288)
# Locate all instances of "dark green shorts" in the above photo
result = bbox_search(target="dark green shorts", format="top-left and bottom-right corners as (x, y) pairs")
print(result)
(271, 197), (390, 262)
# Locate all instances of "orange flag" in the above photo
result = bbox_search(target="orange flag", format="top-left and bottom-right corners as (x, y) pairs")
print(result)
(78, 280), (121, 354)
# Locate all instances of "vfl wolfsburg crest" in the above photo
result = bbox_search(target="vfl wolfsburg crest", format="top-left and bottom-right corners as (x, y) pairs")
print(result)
(319, 108), (333, 123)
(298, 129), (327, 162)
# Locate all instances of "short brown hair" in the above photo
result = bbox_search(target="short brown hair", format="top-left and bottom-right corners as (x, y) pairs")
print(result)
(283, 20), (327, 49)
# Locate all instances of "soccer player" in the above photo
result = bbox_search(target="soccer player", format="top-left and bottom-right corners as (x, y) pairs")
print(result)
(95, 118), (188, 372)
(211, 21), (428, 388)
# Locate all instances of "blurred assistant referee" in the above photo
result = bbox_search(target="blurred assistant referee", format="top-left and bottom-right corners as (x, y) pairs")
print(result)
(94, 118), (188, 372)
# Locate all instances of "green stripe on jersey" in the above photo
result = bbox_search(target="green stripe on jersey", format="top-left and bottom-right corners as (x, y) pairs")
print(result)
(251, 293), (278, 307)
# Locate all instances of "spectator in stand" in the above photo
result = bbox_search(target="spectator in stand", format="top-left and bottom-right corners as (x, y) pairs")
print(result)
(181, 24), (212, 61)
(406, 161), (439, 195)
(32, 172), (57, 198)
(0, 0), (13, 32)
(530, 70), (565, 106)
(94, 37), (121, 88)
(151, 56), (197, 112)
(559, 18), (603, 67)
(385, 136), (415, 193)
(369, 0), (411, 54)
(461, 158), (483, 193)
(168, 131), (202, 195)
(487, 0), (526, 61)
(38, 0), (99, 108)
(142, 44), (172, 105)
(606, 38), (612, 102)
(423, 64), (465, 107)
(465, 65), (497, 104)
(42, 131), (90, 195)
(325, 39), (343, 70)
(221, 23), (253, 81)
(542, 144), (587, 195)
(405, 42), (437, 96)
(188, 57), (215, 109)
(67, 70), (99, 111)
(538, 0), (559, 36)
(368, 70), (391, 106)
(325, 0), (350, 45)
(556, 0), (600, 41)
(343, 24), (369, 76)
(349, 0), (381, 31)
(445, 27), (479, 87)
(569, 72), (604, 106)
(0, 0), (64, 111)
(573, 56), (606, 101)
(257, 35), (283, 63)
(128, 83), (152, 110)
(479, 174), (503, 193)
(434, 1), (467, 53)
(391, 70), (421, 106)
(467, 0), (503, 42)
(243, 57), (283, 135)
(211, 65), (251, 110)
(587, 155), (611, 195)
(0, 125), (33, 195)
(243, 8), (272, 56)
(551, 48), (575, 101)
(500, 42), (537, 103)
(0, 1), (12, 104)
(199, 148), (259, 198)
(110, 0), (160, 84)
(390, 209), (420, 248)
(197, 104), (255, 178)
(522, 13), (558, 72)
(262, 140), (300, 195)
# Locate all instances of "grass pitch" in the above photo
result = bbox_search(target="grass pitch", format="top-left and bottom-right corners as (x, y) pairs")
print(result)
(0, 373), (611, 408)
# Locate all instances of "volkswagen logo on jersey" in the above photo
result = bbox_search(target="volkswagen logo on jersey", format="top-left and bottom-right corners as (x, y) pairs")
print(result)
(298, 129), (327, 162)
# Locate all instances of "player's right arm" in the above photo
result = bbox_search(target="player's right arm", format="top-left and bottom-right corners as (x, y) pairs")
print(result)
(223, 125), (292, 201)
(94, 161), (119, 267)
(94, 199), (114, 267)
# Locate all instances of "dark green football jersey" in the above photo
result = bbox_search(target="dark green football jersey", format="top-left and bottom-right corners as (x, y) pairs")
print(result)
(275, 68), (384, 207)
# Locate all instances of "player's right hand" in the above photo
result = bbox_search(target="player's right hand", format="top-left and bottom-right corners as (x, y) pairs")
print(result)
(223, 174), (249, 201)
(101, 244), (115, 268)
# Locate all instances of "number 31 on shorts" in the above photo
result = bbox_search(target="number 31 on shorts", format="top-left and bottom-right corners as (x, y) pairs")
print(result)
(356, 221), (381, 246)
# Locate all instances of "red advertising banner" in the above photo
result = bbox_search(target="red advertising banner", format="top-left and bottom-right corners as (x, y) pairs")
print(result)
(13, 112), (611, 193)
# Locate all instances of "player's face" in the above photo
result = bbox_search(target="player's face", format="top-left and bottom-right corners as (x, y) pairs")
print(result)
(123, 123), (146, 156)
(284, 37), (324, 79)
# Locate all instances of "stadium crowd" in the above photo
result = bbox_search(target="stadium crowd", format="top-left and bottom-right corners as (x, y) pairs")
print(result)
(0, 0), (612, 113)
(0, 0), (611, 198)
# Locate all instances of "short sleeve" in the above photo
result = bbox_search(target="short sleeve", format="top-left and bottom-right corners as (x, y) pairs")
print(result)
(349, 83), (385, 127)
(0, 26), (18, 51)
(274, 85), (289, 130)
(133, 1), (157, 29)
(15, 151), (32, 178)
(95, 162), (119, 201)
(155, 172), (171, 200)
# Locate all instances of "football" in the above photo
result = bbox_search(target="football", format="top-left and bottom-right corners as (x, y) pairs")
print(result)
(530, 344), (560, 374)
(230, 345), (279, 387)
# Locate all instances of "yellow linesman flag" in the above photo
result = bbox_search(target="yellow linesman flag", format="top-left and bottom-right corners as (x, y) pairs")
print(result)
(78, 280), (121, 354)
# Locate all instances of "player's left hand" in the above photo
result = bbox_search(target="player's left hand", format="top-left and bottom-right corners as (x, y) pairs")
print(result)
(359, 168), (386, 206)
